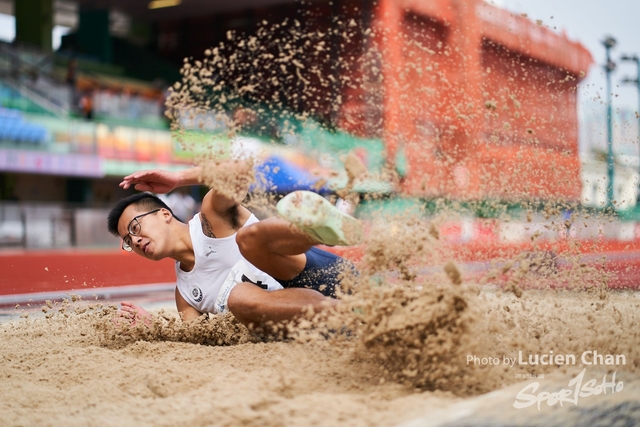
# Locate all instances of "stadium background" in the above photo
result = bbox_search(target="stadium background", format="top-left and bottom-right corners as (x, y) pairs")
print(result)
(1, 0), (640, 300)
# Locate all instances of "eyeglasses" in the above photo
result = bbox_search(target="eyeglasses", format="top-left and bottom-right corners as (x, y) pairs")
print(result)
(121, 209), (161, 252)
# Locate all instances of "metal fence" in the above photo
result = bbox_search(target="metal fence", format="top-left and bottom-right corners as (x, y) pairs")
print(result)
(0, 202), (116, 249)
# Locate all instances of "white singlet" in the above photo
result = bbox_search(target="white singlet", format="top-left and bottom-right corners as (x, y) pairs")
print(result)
(175, 213), (282, 315)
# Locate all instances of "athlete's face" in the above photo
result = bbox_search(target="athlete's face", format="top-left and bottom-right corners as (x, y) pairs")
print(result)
(117, 205), (172, 260)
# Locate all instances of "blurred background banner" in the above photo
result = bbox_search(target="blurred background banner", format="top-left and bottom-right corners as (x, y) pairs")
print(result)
(0, 147), (102, 176)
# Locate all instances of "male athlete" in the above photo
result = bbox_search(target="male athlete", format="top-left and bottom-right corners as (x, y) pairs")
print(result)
(107, 159), (362, 328)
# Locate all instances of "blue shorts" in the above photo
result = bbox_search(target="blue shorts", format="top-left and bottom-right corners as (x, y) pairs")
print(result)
(276, 247), (357, 298)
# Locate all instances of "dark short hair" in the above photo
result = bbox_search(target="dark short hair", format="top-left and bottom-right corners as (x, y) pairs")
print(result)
(107, 192), (179, 236)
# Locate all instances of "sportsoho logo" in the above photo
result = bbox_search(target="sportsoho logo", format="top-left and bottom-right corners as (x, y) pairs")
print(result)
(513, 368), (623, 410)
(511, 350), (626, 410)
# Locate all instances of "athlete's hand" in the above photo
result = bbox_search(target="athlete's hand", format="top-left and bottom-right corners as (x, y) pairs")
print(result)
(115, 301), (153, 327)
(119, 170), (181, 194)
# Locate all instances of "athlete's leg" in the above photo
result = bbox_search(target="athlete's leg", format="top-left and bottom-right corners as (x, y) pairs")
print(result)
(227, 282), (337, 327)
(236, 191), (363, 281)
(236, 217), (314, 281)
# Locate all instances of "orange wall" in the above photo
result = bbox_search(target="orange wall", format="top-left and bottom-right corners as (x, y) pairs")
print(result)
(339, 0), (591, 201)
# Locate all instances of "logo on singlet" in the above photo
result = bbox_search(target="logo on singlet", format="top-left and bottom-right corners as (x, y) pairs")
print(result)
(241, 274), (269, 290)
(205, 246), (216, 257)
(191, 286), (203, 302)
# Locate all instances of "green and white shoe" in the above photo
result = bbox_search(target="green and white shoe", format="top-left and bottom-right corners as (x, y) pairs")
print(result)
(276, 191), (363, 246)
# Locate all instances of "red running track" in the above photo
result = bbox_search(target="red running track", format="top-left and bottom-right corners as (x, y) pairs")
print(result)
(1, 239), (639, 297)
(0, 249), (175, 296)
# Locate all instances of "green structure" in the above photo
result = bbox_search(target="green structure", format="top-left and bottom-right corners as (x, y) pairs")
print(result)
(77, 7), (112, 63)
(14, 0), (53, 52)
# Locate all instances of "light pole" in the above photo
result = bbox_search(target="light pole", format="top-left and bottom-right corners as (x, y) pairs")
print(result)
(620, 54), (640, 196)
(603, 36), (617, 209)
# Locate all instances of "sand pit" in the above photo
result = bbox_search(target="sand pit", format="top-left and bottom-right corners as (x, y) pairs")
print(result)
(0, 304), (453, 427)
(2, 284), (639, 426)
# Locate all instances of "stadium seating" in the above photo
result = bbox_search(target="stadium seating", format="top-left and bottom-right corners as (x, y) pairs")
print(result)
(0, 108), (49, 145)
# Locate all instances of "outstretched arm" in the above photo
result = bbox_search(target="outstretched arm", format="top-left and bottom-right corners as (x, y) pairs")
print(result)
(119, 169), (194, 193)
(119, 159), (253, 217)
